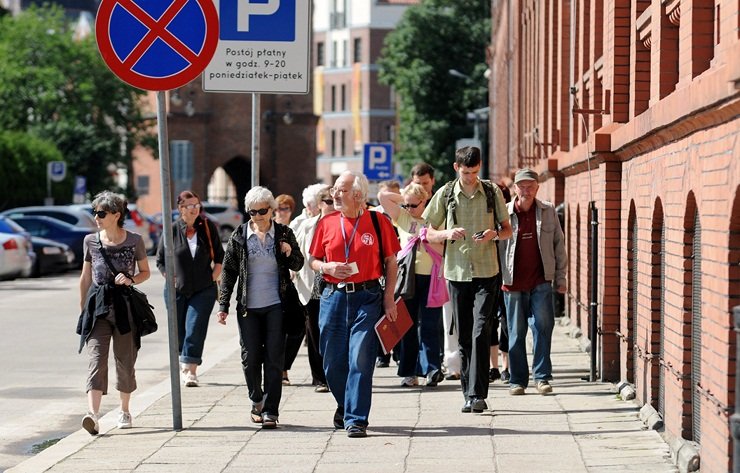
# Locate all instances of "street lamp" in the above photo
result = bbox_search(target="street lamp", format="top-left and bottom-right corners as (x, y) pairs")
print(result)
(448, 68), (472, 81)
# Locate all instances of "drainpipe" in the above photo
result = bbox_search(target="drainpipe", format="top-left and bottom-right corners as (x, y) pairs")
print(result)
(732, 305), (740, 473)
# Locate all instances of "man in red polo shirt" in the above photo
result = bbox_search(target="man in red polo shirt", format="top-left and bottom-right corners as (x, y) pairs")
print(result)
(308, 171), (400, 438)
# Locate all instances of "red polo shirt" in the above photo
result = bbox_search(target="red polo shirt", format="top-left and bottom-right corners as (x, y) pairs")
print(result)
(310, 210), (400, 284)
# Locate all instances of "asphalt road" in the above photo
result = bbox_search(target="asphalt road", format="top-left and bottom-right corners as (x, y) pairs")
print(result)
(0, 259), (239, 472)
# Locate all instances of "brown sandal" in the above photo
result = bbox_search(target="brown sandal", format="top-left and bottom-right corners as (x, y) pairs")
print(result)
(250, 406), (263, 424)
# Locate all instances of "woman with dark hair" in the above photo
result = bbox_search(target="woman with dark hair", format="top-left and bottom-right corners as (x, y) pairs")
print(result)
(217, 186), (303, 429)
(156, 190), (224, 387)
(77, 191), (150, 435)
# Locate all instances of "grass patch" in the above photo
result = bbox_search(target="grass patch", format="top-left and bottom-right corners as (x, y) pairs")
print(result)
(30, 438), (62, 454)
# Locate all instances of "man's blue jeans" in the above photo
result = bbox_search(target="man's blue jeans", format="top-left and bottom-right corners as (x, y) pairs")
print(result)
(504, 282), (555, 388)
(171, 284), (218, 365)
(319, 284), (382, 429)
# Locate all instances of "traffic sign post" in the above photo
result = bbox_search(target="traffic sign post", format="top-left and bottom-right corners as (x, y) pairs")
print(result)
(203, 0), (311, 94)
(45, 161), (67, 205)
(363, 143), (394, 181)
(95, 0), (219, 430)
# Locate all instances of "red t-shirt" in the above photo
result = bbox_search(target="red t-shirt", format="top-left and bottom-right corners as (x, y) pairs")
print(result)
(309, 210), (401, 284)
(502, 201), (547, 292)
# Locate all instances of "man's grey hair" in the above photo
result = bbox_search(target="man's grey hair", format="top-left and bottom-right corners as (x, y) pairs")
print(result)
(91, 191), (127, 228)
(340, 170), (369, 201)
(302, 183), (327, 209)
(244, 186), (277, 211)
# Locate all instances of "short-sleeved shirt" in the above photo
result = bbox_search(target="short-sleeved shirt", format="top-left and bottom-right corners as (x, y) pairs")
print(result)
(394, 210), (441, 276)
(309, 210), (401, 284)
(502, 201), (546, 292)
(422, 179), (509, 282)
(245, 222), (281, 309)
(84, 232), (146, 286)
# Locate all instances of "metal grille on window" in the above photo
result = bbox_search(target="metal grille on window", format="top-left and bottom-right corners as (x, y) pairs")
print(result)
(691, 212), (702, 443)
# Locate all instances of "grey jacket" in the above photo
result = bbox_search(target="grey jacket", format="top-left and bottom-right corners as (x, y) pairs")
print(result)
(498, 198), (567, 288)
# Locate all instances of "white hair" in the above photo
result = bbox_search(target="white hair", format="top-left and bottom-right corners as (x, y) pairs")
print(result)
(244, 186), (277, 211)
(302, 183), (326, 208)
(340, 170), (369, 201)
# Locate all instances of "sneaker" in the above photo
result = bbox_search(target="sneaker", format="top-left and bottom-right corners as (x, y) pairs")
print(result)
(347, 425), (367, 438)
(401, 376), (418, 387)
(509, 385), (525, 396)
(117, 411), (132, 429)
(375, 359), (390, 368)
(426, 370), (444, 387)
(185, 372), (199, 387)
(489, 368), (501, 383)
(261, 414), (278, 429)
(81, 412), (99, 436)
(314, 383), (329, 393)
(500, 369), (510, 384)
(471, 397), (488, 413)
(536, 380), (553, 395)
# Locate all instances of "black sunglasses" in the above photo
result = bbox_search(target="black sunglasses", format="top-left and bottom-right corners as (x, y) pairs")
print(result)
(322, 199), (334, 205)
(92, 210), (110, 218)
(248, 208), (270, 216)
(401, 203), (421, 209)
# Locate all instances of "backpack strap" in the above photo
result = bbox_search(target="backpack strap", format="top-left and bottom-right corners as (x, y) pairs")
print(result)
(369, 210), (385, 275)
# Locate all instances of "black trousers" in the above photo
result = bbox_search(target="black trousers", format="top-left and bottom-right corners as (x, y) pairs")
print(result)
(236, 303), (285, 416)
(305, 299), (327, 385)
(448, 277), (498, 400)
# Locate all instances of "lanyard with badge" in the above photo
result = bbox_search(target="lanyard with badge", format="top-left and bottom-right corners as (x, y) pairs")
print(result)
(339, 213), (361, 285)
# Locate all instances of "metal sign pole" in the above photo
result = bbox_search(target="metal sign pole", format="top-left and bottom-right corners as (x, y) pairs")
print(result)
(251, 92), (260, 188)
(156, 91), (183, 430)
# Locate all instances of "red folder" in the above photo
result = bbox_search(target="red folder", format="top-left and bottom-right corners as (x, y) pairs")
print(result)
(374, 297), (413, 355)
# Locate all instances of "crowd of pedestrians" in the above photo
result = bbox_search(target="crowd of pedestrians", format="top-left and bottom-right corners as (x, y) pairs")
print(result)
(75, 146), (567, 439)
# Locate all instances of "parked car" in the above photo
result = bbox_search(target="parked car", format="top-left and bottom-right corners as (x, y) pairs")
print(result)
(68, 204), (155, 253)
(0, 216), (35, 278)
(201, 202), (243, 241)
(0, 232), (33, 280)
(151, 210), (221, 246)
(1, 206), (97, 230)
(6, 215), (92, 267)
(29, 236), (75, 277)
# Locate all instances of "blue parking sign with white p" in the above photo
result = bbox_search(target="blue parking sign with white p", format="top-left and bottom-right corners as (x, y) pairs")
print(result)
(363, 143), (393, 181)
(220, 0), (295, 41)
(48, 161), (66, 182)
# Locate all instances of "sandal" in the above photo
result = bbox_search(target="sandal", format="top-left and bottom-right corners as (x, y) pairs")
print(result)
(261, 414), (278, 429)
(250, 405), (263, 424)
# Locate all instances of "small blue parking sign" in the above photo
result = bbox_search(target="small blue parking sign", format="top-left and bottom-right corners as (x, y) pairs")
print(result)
(363, 143), (393, 181)
(48, 161), (66, 182)
(220, 0), (295, 41)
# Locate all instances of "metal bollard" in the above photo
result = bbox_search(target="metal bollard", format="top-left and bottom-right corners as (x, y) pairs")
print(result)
(731, 305), (740, 473)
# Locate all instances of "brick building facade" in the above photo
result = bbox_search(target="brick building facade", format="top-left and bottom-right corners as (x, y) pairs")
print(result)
(489, 1), (739, 471)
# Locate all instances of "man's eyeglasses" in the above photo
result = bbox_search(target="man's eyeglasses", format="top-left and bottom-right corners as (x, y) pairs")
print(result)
(401, 202), (421, 209)
(321, 199), (334, 205)
(92, 210), (110, 219)
(276, 206), (292, 212)
(248, 208), (270, 216)
(180, 203), (201, 210)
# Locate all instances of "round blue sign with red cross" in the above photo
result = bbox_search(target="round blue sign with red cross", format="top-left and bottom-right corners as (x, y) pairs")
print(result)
(96, 0), (219, 91)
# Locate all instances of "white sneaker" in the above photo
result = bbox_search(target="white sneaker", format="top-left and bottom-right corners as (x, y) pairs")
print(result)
(401, 376), (418, 387)
(117, 411), (133, 429)
(82, 412), (99, 435)
(185, 372), (199, 387)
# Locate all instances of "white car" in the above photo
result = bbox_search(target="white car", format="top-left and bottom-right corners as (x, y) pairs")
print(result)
(0, 232), (33, 280)
(1, 206), (96, 230)
(201, 202), (244, 241)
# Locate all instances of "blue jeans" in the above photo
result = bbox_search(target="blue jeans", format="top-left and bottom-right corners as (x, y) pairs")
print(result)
(319, 284), (383, 429)
(504, 282), (555, 388)
(171, 284), (217, 365)
(398, 274), (442, 377)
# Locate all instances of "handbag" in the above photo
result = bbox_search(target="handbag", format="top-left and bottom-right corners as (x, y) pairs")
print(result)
(97, 233), (158, 336)
(420, 227), (449, 308)
(282, 281), (307, 336)
(394, 235), (418, 300)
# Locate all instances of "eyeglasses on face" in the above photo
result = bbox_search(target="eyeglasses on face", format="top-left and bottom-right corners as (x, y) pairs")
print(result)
(321, 199), (334, 205)
(277, 206), (292, 212)
(248, 208), (270, 216)
(92, 210), (110, 218)
(401, 202), (421, 209)
(180, 203), (201, 210)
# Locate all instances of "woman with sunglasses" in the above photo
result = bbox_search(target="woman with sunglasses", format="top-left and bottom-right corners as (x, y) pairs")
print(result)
(155, 191), (224, 388)
(217, 186), (303, 429)
(77, 191), (151, 435)
(292, 185), (335, 392)
(377, 183), (445, 388)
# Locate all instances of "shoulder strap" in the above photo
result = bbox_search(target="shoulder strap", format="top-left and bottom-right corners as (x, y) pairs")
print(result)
(201, 217), (215, 261)
(369, 210), (385, 274)
(443, 179), (458, 225)
(97, 232), (126, 278)
(481, 180), (499, 227)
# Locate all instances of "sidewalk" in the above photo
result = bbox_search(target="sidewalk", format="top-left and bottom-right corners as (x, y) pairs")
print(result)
(10, 320), (678, 473)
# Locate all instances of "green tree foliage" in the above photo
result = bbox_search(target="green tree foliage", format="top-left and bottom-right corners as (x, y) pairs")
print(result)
(0, 131), (67, 208)
(378, 0), (490, 183)
(0, 6), (151, 207)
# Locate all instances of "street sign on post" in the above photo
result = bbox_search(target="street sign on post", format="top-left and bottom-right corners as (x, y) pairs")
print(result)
(48, 161), (66, 182)
(95, 0), (219, 91)
(203, 0), (311, 94)
(363, 143), (393, 181)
